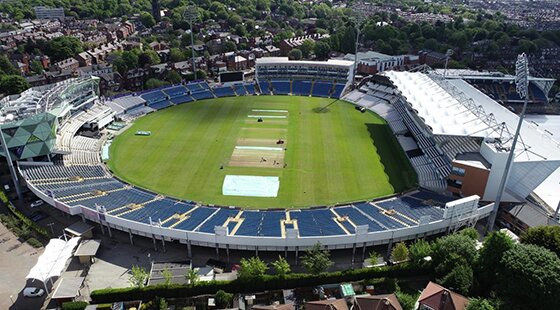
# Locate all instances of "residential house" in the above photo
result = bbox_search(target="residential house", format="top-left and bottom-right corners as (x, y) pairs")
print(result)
(355, 294), (403, 310)
(279, 33), (330, 55)
(417, 282), (469, 310)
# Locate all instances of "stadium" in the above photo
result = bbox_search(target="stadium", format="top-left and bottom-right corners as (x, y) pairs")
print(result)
(10, 57), (560, 254)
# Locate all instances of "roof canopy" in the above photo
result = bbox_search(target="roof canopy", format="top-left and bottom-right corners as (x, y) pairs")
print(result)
(26, 237), (80, 282)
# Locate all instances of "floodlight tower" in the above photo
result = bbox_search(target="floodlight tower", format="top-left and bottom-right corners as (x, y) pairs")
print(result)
(443, 49), (453, 77)
(486, 53), (529, 233)
(351, 9), (366, 87)
(184, 5), (198, 81)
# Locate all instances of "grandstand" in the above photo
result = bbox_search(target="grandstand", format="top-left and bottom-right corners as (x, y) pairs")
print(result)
(3, 61), (505, 252)
(343, 70), (560, 209)
(255, 57), (353, 98)
(434, 69), (555, 104)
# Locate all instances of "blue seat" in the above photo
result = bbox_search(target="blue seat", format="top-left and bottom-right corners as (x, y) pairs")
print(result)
(191, 90), (214, 100)
(173, 207), (218, 231)
(213, 86), (236, 97)
(332, 84), (345, 98)
(197, 208), (239, 233)
(271, 80), (290, 95)
(292, 80), (312, 96)
(334, 206), (384, 232)
(163, 86), (188, 97)
(245, 83), (256, 95)
(233, 84), (247, 96)
(353, 202), (405, 230)
(258, 81), (270, 94)
(149, 100), (172, 110)
(141, 91), (167, 104)
(171, 95), (193, 104)
(312, 81), (333, 97)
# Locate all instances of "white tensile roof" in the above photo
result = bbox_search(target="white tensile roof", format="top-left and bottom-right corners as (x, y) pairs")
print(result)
(383, 71), (499, 138)
(26, 237), (80, 282)
(383, 71), (560, 162)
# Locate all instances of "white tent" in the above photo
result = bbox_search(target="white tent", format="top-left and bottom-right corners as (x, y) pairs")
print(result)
(26, 237), (81, 283)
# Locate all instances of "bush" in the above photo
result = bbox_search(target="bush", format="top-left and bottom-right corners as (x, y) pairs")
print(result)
(62, 301), (88, 310)
(91, 263), (431, 303)
(6, 202), (50, 239)
(26, 237), (43, 248)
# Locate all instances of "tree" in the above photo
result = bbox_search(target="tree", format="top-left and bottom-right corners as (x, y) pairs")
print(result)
(45, 36), (83, 62)
(314, 41), (331, 60)
(169, 48), (186, 62)
(288, 48), (302, 60)
(409, 239), (432, 266)
(368, 250), (380, 266)
(30, 60), (44, 75)
(466, 298), (495, 310)
(520, 225), (560, 257)
(459, 227), (480, 241)
(271, 256), (291, 276)
(476, 231), (514, 292)
(300, 39), (315, 58)
(155, 296), (168, 310)
(0, 55), (20, 75)
(129, 265), (148, 288)
(431, 233), (478, 275)
(301, 242), (333, 274)
(166, 70), (182, 84)
(239, 256), (268, 278)
(145, 78), (169, 89)
(185, 268), (199, 285)
(395, 289), (419, 310)
(138, 50), (160, 67)
(0, 75), (29, 95)
(391, 242), (409, 262)
(224, 41), (237, 52)
(140, 12), (156, 28)
(439, 264), (473, 295)
(162, 267), (173, 286)
(498, 244), (560, 309)
(215, 290), (233, 308)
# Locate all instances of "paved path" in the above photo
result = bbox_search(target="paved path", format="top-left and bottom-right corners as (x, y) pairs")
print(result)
(0, 223), (46, 310)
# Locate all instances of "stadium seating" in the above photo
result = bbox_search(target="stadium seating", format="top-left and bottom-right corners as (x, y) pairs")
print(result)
(213, 86), (236, 97)
(149, 100), (173, 110)
(292, 80), (312, 96)
(244, 83), (256, 95)
(190, 90), (214, 100)
(312, 81), (333, 97)
(141, 91), (167, 104)
(163, 86), (188, 97)
(170, 95), (194, 105)
(289, 209), (346, 236)
(173, 207), (218, 231)
(258, 80), (271, 94)
(186, 83), (203, 91)
(233, 84), (247, 96)
(333, 206), (385, 232)
(332, 83), (346, 98)
(197, 208), (239, 233)
(271, 80), (291, 95)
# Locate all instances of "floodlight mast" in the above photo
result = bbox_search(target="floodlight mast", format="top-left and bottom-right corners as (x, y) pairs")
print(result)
(184, 5), (198, 81)
(351, 9), (366, 87)
(443, 49), (453, 77)
(486, 53), (529, 234)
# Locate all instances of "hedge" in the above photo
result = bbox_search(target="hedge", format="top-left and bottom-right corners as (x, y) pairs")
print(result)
(91, 263), (432, 304)
(6, 202), (50, 239)
(62, 301), (88, 310)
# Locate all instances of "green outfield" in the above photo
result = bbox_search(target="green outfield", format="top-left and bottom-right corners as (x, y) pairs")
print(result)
(107, 96), (417, 209)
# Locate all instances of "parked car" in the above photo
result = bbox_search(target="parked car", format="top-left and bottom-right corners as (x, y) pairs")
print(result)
(30, 200), (44, 208)
(29, 211), (48, 222)
(23, 287), (44, 297)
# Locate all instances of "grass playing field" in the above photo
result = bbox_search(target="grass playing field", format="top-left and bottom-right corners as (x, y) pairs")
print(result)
(107, 96), (417, 209)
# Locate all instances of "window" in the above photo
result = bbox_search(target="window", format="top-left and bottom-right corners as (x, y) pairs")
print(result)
(451, 166), (466, 177)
